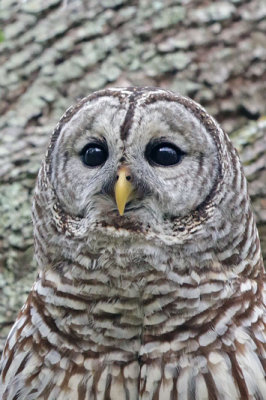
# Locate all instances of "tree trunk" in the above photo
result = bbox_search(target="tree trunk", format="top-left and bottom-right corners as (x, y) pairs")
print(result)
(0, 0), (265, 353)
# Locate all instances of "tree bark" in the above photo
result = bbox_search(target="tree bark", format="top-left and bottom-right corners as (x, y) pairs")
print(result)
(0, 0), (265, 353)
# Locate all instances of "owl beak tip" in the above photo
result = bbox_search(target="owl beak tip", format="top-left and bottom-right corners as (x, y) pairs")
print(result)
(118, 205), (125, 216)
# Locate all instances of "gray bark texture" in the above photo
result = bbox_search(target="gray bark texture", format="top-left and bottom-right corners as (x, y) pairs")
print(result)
(0, 0), (265, 354)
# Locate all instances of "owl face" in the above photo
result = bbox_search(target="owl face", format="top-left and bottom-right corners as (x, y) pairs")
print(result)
(49, 89), (220, 235)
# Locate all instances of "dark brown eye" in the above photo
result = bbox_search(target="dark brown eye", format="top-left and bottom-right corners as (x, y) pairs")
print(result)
(146, 142), (185, 166)
(81, 144), (108, 167)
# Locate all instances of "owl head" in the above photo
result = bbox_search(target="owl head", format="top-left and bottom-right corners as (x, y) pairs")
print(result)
(33, 87), (250, 266)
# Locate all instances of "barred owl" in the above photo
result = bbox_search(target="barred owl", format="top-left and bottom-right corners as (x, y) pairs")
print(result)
(0, 87), (265, 400)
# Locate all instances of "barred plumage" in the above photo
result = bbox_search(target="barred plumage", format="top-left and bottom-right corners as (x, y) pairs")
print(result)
(0, 87), (265, 399)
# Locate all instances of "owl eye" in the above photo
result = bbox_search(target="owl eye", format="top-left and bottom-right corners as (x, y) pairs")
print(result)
(81, 143), (108, 167)
(146, 142), (184, 166)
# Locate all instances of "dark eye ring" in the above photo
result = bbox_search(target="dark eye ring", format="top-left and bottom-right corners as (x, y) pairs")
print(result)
(145, 141), (185, 167)
(80, 143), (108, 167)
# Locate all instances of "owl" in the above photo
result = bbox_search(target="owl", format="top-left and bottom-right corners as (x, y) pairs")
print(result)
(0, 87), (265, 400)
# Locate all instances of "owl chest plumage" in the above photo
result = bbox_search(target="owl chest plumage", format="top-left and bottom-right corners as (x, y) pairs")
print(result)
(1, 245), (265, 400)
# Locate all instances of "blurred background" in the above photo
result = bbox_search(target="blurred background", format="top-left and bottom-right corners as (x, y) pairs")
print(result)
(0, 0), (265, 353)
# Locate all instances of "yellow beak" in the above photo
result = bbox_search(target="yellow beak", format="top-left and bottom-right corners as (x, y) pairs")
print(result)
(114, 166), (134, 216)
